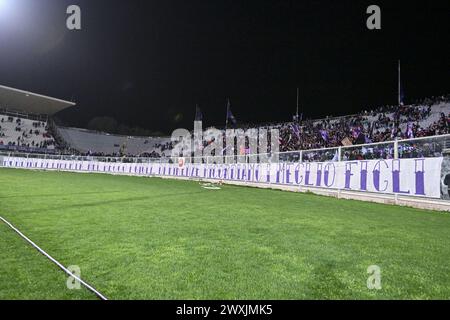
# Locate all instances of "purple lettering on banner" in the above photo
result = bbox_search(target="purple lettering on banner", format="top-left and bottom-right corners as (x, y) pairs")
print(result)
(392, 160), (410, 194)
(217, 167), (222, 179)
(414, 159), (426, 195)
(254, 165), (260, 182)
(344, 162), (358, 189)
(230, 165), (235, 180)
(246, 166), (252, 182)
(237, 165), (242, 180)
(323, 163), (335, 187)
(315, 163), (322, 187)
(360, 161), (368, 191)
(305, 163), (314, 186)
(373, 166), (380, 190)
(5, 157), (441, 198)
(373, 160), (388, 192)
(241, 166), (247, 181)
(294, 164), (303, 184)
(223, 167), (228, 179)
(266, 164), (271, 183)
(285, 165), (292, 184)
(275, 164), (281, 184)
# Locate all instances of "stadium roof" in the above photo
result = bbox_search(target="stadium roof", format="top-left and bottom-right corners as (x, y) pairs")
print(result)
(0, 85), (75, 116)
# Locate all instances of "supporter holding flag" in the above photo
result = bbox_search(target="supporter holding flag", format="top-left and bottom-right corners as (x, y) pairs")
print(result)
(319, 129), (328, 142)
(291, 123), (301, 139)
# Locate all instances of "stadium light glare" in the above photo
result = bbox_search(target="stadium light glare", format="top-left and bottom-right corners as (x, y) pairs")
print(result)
(0, 0), (17, 15)
(0, 0), (10, 15)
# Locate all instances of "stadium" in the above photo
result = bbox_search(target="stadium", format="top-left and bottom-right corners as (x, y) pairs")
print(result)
(0, 0), (449, 304)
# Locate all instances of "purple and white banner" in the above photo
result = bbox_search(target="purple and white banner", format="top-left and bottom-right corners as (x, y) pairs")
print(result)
(1, 156), (444, 199)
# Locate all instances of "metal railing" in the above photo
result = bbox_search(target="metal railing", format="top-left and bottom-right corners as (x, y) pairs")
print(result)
(1, 134), (449, 164)
(0, 108), (49, 122)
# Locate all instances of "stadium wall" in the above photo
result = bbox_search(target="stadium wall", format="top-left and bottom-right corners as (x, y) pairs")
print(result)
(1, 156), (449, 212)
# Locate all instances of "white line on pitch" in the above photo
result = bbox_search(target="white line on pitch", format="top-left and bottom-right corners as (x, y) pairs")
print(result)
(0, 216), (108, 300)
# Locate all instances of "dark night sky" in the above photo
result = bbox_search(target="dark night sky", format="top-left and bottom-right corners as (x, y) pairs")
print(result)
(0, 0), (448, 134)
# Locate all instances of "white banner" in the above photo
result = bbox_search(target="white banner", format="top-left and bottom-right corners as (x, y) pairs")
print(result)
(1, 157), (444, 199)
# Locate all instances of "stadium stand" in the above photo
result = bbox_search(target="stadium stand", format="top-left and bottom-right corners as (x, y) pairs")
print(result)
(0, 85), (74, 154)
(0, 84), (448, 160)
(268, 96), (450, 153)
(56, 126), (172, 158)
(0, 111), (56, 152)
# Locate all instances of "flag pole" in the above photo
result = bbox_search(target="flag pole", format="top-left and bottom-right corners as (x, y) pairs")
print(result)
(225, 99), (229, 130)
(296, 88), (299, 120)
(398, 60), (401, 106)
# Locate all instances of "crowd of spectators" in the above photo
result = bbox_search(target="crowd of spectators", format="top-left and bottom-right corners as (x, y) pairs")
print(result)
(273, 96), (449, 153)
(1, 95), (449, 161)
(0, 116), (56, 150)
(196, 95), (450, 161)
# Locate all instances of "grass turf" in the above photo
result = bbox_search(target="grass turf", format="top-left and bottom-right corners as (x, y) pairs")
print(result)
(0, 168), (449, 300)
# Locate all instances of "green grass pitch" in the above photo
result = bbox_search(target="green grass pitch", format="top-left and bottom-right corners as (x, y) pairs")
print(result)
(1, 168), (449, 300)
